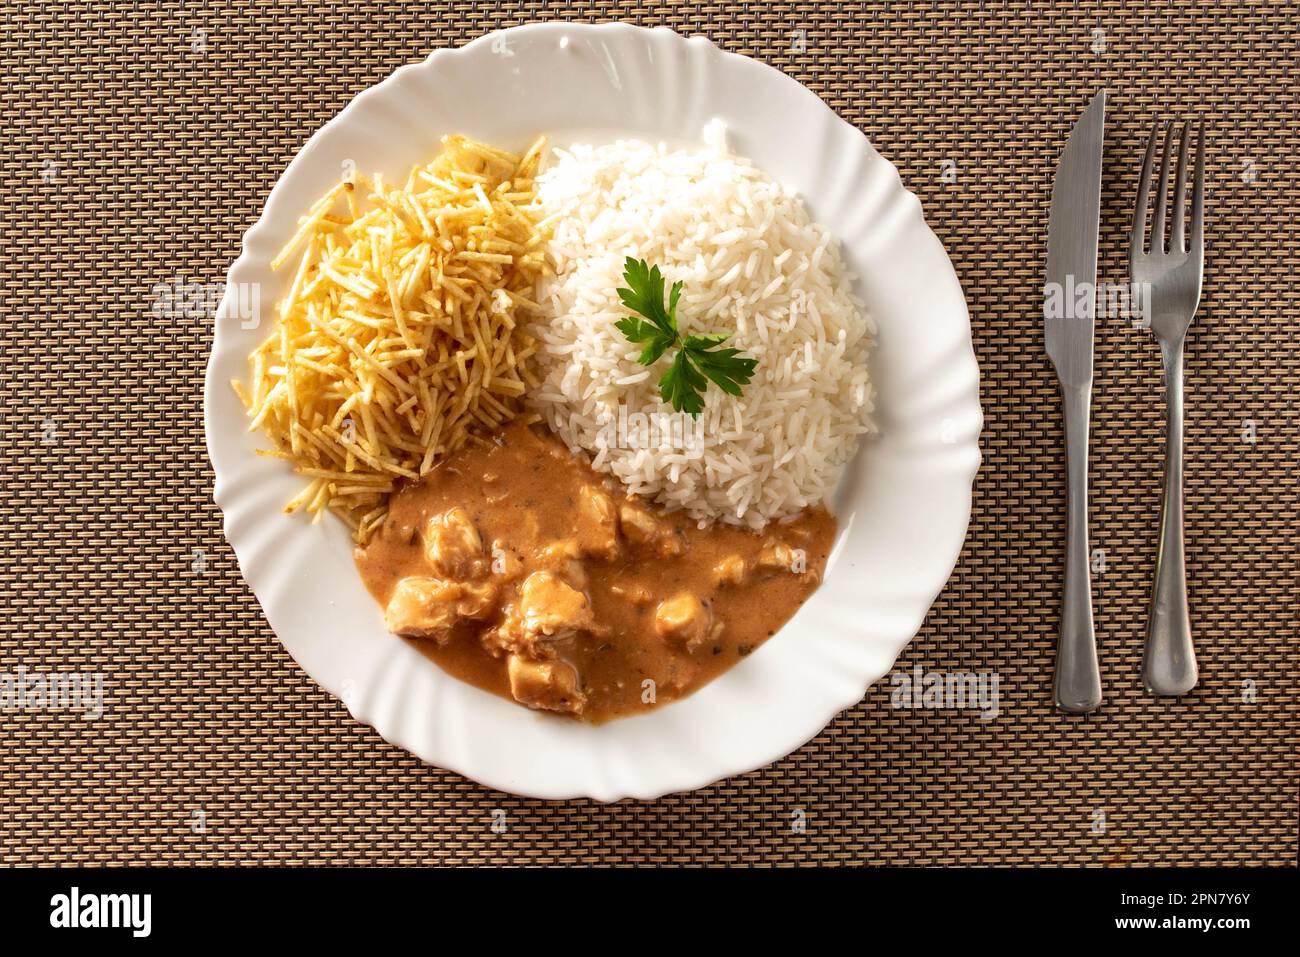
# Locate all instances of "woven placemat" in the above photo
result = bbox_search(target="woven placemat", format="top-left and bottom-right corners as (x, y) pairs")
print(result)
(1, 1), (1296, 866)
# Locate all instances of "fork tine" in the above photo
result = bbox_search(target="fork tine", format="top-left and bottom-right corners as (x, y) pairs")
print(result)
(1132, 123), (1159, 260)
(1151, 120), (1175, 254)
(1191, 118), (1206, 253)
(1170, 121), (1191, 252)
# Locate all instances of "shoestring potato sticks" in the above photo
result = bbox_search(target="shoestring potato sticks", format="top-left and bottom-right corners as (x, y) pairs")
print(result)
(232, 135), (549, 542)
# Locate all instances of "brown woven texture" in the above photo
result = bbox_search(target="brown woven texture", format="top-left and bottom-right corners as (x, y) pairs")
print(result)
(1, 0), (1296, 867)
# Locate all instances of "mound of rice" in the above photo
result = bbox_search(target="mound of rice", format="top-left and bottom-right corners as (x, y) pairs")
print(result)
(530, 124), (874, 529)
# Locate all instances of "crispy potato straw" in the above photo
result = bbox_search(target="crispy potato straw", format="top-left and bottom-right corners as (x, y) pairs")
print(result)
(234, 135), (549, 541)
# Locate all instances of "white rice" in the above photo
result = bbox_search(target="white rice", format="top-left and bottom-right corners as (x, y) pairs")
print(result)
(529, 123), (875, 529)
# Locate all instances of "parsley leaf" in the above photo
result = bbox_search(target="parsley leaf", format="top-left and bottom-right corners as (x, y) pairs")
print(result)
(616, 259), (678, 338)
(659, 350), (709, 415)
(684, 336), (758, 397)
(614, 316), (676, 366)
(614, 258), (757, 415)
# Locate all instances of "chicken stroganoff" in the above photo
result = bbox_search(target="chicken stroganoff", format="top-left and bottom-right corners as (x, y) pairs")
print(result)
(356, 422), (834, 720)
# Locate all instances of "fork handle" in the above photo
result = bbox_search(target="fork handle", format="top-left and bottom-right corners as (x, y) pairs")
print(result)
(1145, 343), (1197, 695)
(1055, 384), (1102, 713)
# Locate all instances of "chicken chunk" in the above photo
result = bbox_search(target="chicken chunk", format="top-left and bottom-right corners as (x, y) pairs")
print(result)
(713, 554), (749, 587)
(619, 499), (682, 558)
(540, 539), (582, 563)
(518, 571), (597, 639)
(654, 593), (712, 653)
(758, 542), (815, 580)
(576, 484), (620, 560)
(426, 507), (485, 580)
(384, 576), (497, 644)
(507, 655), (586, 715)
(454, 580), (497, 618)
(619, 499), (663, 545)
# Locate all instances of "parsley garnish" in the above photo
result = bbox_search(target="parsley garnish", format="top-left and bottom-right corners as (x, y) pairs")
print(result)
(613, 258), (757, 415)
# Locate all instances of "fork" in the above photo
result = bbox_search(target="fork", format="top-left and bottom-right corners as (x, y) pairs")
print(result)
(1130, 118), (1205, 696)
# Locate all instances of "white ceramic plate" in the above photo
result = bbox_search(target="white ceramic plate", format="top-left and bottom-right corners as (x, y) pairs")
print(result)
(204, 22), (982, 801)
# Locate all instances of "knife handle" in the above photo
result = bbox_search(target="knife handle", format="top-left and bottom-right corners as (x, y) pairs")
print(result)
(1055, 385), (1102, 713)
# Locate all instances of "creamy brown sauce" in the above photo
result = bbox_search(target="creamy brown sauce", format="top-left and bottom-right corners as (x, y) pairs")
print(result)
(355, 421), (835, 722)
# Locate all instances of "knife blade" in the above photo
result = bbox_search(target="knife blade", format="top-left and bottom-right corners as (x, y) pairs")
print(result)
(1044, 89), (1105, 714)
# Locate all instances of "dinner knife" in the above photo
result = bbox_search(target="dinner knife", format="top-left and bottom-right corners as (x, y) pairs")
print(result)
(1044, 90), (1105, 714)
